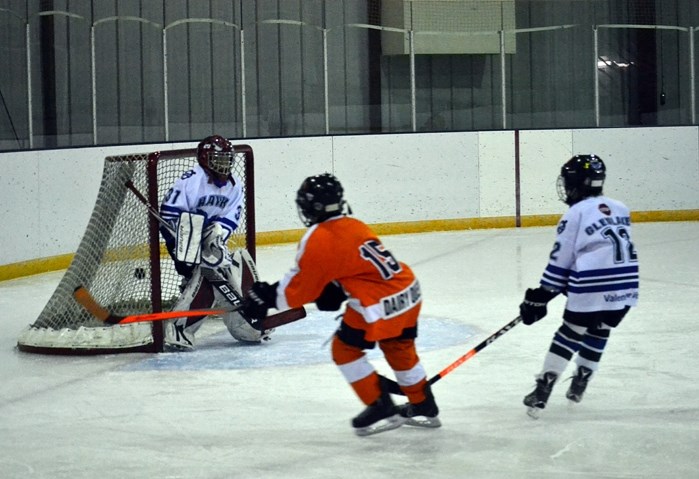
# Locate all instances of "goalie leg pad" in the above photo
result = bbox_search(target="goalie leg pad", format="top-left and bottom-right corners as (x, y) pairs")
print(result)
(200, 247), (249, 305)
(234, 248), (260, 292)
(164, 268), (215, 350)
(202, 248), (271, 343)
(222, 311), (272, 343)
(204, 248), (260, 301)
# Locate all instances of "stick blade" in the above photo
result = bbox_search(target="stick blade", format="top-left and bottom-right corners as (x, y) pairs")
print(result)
(73, 285), (114, 322)
(261, 307), (307, 329)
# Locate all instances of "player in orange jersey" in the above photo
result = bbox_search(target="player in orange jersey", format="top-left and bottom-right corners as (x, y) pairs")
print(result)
(241, 173), (440, 436)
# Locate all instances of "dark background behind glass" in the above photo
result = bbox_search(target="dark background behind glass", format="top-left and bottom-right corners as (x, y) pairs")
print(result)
(1, 0), (698, 151)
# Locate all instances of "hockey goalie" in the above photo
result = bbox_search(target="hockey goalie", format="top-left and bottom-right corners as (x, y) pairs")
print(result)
(159, 135), (271, 350)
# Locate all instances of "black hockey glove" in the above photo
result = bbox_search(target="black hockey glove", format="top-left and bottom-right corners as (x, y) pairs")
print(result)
(241, 281), (278, 323)
(519, 287), (558, 325)
(315, 281), (348, 311)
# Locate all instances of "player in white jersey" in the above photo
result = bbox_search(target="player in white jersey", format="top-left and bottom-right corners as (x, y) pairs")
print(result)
(159, 135), (271, 350)
(518, 154), (639, 418)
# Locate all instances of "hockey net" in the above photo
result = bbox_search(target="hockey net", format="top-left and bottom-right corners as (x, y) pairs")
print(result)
(17, 145), (255, 355)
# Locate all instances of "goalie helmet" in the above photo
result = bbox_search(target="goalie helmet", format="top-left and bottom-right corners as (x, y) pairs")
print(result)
(197, 135), (234, 183)
(296, 173), (346, 226)
(557, 154), (606, 205)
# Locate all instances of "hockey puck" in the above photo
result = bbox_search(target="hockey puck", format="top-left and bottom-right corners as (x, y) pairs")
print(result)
(134, 267), (146, 279)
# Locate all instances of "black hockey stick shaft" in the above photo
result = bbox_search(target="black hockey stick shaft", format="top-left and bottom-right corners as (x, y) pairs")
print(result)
(386, 316), (523, 395)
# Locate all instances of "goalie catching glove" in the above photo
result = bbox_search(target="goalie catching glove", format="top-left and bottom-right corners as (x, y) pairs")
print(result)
(242, 281), (279, 325)
(519, 287), (558, 325)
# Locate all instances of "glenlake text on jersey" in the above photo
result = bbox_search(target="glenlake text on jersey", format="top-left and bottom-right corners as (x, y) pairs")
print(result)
(584, 215), (631, 235)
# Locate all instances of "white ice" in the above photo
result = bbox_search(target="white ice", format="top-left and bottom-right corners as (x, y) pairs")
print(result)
(1, 222), (698, 479)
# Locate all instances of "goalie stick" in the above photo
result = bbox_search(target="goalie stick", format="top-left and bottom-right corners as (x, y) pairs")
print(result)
(385, 316), (523, 395)
(73, 285), (306, 329)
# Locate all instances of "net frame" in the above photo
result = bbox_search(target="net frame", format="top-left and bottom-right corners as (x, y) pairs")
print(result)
(17, 145), (255, 355)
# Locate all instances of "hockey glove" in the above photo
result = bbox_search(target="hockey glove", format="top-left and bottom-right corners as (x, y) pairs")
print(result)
(519, 287), (558, 325)
(315, 281), (348, 311)
(241, 281), (278, 323)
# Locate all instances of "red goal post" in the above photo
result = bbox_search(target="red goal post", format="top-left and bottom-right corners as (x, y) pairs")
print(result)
(17, 144), (256, 355)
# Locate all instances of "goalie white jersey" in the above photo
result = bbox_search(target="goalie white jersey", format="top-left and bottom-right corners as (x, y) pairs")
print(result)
(540, 195), (639, 312)
(160, 164), (244, 243)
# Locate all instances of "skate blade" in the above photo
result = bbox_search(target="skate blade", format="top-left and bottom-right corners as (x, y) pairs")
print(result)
(405, 416), (442, 428)
(526, 407), (543, 419)
(354, 414), (406, 437)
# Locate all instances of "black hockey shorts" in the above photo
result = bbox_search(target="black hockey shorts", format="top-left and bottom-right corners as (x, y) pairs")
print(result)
(563, 306), (631, 329)
(336, 320), (418, 350)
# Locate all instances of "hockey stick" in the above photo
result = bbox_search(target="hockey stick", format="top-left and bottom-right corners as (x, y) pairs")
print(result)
(73, 285), (306, 328)
(386, 316), (523, 395)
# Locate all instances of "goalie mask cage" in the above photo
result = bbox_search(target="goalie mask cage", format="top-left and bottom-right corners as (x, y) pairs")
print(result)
(17, 145), (256, 355)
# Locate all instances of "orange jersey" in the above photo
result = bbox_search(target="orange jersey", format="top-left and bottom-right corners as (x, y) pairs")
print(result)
(277, 216), (421, 341)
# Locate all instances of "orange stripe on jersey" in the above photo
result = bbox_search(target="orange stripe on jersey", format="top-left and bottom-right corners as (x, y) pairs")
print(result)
(279, 216), (422, 340)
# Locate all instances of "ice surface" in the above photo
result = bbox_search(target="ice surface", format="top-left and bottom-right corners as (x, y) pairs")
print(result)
(1, 222), (698, 478)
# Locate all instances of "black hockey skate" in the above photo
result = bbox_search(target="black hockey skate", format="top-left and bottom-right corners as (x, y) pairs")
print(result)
(398, 384), (441, 428)
(523, 371), (557, 419)
(566, 366), (593, 403)
(352, 380), (405, 436)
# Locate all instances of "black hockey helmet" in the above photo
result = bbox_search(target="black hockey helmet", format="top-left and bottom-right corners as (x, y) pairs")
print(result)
(197, 135), (234, 183)
(557, 154), (606, 205)
(296, 173), (346, 226)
